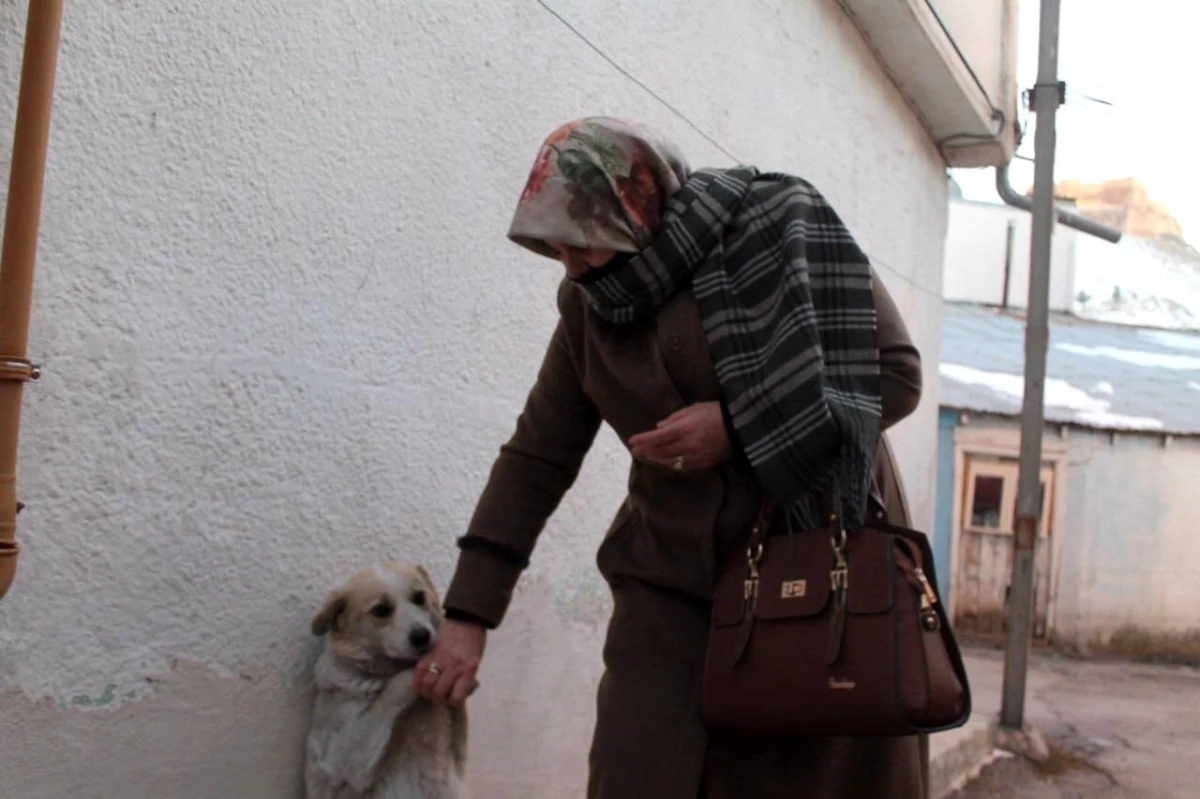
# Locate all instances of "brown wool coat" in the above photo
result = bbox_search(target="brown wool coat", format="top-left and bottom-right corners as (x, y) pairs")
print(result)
(445, 272), (925, 799)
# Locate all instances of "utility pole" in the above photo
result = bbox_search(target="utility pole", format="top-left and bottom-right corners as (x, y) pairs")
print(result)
(1000, 0), (1061, 729)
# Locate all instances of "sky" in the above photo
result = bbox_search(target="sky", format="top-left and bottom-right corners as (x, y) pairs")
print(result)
(951, 0), (1200, 244)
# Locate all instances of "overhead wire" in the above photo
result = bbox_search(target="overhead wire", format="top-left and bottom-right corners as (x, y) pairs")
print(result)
(532, 0), (945, 300)
(924, 0), (1010, 159)
(923, 0), (1000, 113)
(531, 0), (739, 164)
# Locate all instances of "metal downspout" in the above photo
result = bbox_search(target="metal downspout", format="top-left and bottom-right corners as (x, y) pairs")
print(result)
(995, 162), (1122, 244)
(0, 0), (65, 602)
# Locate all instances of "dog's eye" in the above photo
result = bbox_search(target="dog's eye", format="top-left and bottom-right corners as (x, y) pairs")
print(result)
(411, 591), (426, 608)
(369, 601), (394, 619)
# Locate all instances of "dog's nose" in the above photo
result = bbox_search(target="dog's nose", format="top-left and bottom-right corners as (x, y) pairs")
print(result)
(409, 626), (432, 650)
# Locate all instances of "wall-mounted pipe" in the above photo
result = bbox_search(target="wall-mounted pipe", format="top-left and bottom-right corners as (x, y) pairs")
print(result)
(0, 0), (65, 602)
(995, 162), (1122, 243)
(1001, 219), (1016, 309)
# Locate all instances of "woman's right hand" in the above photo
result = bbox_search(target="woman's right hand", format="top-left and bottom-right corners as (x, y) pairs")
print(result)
(629, 401), (734, 472)
(415, 619), (487, 707)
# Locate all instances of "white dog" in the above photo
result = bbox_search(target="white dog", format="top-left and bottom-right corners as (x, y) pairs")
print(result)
(305, 563), (468, 799)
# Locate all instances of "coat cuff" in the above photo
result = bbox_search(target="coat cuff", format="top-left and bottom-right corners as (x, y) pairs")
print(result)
(442, 544), (527, 630)
(444, 607), (494, 629)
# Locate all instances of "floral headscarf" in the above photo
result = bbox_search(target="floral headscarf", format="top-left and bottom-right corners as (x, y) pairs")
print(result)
(508, 117), (691, 258)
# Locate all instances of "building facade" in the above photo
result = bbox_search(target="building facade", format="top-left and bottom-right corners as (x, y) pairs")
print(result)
(0, 1), (1016, 795)
(936, 303), (1200, 660)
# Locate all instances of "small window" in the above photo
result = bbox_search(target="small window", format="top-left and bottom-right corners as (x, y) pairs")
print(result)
(970, 475), (1004, 529)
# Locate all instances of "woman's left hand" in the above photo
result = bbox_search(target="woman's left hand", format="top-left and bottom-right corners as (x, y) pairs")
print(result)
(629, 402), (733, 472)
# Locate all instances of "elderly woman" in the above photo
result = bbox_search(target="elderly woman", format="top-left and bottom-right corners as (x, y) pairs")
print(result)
(416, 118), (925, 798)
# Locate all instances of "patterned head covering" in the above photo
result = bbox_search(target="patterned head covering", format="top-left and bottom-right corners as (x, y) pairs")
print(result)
(508, 117), (691, 258)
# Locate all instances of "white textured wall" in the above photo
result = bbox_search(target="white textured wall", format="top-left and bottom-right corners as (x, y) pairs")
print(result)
(948, 417), (1200, 649)
(943, 199), (1078, 311)
(0, 1), (947, 796)
(1055, 431), (1200, 644)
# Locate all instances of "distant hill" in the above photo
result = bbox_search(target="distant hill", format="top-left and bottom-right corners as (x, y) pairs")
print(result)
(1053, 177), (1183, 239)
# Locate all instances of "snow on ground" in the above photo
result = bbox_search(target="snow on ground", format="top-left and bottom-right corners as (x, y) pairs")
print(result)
(1073, 235), (1200, 330)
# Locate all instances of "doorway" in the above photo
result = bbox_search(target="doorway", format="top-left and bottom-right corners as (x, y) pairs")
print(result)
(953, 454), (1056, 639)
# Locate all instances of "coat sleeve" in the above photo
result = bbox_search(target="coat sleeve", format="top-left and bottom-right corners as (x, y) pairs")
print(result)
(442, 311), (602, 629)
(873, 271), (922, 430)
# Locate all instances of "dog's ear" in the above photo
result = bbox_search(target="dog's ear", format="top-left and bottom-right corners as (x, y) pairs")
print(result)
(415, 565), (443, 612)
(311, 591), (347, 637)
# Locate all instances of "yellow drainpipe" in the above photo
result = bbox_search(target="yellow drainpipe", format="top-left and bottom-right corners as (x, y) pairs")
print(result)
(0, 0), (65, 602)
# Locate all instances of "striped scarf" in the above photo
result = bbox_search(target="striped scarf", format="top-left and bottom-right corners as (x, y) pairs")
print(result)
(580, 167), (882, 531)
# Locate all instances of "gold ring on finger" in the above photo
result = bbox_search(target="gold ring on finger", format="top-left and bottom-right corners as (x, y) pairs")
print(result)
(673, 455), (685, 472)
(427, 662), (444, 676)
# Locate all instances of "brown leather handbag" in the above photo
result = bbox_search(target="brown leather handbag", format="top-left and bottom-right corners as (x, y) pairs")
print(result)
(702, 501), (971, 736)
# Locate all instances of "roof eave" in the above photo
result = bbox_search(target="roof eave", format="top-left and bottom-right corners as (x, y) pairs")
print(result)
(837, 0), (1018, 167)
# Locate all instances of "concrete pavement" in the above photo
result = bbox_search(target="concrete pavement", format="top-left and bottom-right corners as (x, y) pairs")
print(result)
(936, 646), (1200, 799)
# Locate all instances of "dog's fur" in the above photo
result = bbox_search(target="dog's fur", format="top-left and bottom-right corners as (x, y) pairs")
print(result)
(305, 563), (468, 799)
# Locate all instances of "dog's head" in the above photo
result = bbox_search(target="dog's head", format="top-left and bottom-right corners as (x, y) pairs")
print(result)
(311, 562), (444, 668)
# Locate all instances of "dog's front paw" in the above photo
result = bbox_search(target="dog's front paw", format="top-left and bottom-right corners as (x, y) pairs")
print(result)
(378, 669), (418, 707)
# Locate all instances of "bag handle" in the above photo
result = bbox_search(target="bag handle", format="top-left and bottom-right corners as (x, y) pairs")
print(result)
(742, 499), (848, 600)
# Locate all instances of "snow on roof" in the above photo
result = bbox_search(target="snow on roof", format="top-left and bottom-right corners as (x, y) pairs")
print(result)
(940, 303), (1200, 434)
